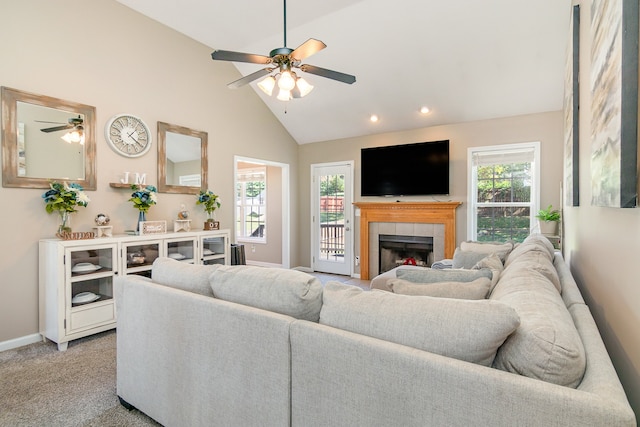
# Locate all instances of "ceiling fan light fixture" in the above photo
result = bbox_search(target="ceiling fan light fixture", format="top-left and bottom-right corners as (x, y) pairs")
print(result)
(295, 77), (314, 97)
(278, 70), (296, 91)
(257, 75), (276, 96)
(61, 126), (84, 144)
(277, 88), (292, 101)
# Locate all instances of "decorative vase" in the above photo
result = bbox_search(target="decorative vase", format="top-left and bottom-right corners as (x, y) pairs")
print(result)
(57, 211), (71, 235)
(137, 211), (147, 233)
(204, 211), (219, 230)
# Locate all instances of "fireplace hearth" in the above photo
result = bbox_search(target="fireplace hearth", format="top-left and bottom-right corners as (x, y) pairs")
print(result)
(379, 235), (433, 274)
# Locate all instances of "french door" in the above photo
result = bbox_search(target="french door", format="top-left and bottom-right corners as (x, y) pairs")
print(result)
(311, 162), (353, 275)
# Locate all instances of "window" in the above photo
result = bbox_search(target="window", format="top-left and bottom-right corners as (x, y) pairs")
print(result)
(467, 142), (540, 242)
(236, 167), (266, 242)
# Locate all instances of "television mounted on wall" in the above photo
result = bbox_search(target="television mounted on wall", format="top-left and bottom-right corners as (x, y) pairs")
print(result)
(360, 140), (449, 197)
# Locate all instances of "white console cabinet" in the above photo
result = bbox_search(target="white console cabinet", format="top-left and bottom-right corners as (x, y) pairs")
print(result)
(39, 229), (229, 350)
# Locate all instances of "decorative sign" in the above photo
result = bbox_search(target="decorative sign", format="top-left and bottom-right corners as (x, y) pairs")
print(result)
(139, 220), (167, 235)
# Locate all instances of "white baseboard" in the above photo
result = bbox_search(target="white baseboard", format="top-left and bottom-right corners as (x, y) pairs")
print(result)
(0, 333), (42, 352)
(352, 273), (361, 279)
(291, 266), (313, 272)
(245, 260), (283, 268)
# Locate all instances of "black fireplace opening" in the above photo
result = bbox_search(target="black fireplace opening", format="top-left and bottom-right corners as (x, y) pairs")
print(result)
(379, 234), (434, 274)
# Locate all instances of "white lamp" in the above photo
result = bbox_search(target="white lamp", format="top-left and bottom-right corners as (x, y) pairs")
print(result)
(278, 70), (296, 91)
(257, 75), (276, 96)
(277, 88), (291, 101)
(295, 77), (314, 97)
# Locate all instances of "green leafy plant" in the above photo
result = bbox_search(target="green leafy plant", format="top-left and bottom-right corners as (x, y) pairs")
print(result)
(42, 181), (90, 213)
(128, 184), (157, 212)
(197, 189), (221, 216)
(536, 204), (560, 222)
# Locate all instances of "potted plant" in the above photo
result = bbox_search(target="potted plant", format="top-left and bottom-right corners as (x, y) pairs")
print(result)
(536, 204), (560, 235)
(197, 189), (221, 230)
(42, 181), (90, 236)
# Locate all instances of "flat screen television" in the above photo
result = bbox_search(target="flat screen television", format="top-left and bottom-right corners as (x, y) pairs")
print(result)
(361, 140), (449, 196)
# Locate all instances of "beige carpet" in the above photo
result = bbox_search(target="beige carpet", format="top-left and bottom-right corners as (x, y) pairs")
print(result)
(0, 330), (158, 427)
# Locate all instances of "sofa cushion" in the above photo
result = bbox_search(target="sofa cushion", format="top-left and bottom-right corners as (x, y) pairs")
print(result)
(460, 240), (514, 254)
(152, 257), (220, 297)
(209, 265), (323, 321)
(320, 282), (520, 366)
(472, 254), (504, 290)
(452, 248), (489, 269)
(501, 250), (561, 293)
(388, 277), (491, 299)
(504, 233), (555, 267)
(396, 267), (492, 284)
(369, 265), (428, 292)
(490, 270), (586, 387)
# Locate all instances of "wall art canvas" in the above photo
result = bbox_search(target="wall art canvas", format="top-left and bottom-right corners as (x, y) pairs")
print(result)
(590, 0), (638, 208)
(564, 4), (580, 206)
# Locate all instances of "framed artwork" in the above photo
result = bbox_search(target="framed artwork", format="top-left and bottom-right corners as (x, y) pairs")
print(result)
(590, 0), (638, 208)
(564, 4), (580, 207)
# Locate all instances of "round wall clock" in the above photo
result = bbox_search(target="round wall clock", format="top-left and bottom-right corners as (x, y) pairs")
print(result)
(105, 113), (152, 157)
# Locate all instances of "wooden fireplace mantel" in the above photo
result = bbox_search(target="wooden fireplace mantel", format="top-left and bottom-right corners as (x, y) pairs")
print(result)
(354, 202), (462, 280)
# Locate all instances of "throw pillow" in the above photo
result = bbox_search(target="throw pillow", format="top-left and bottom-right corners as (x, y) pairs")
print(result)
(460, 240), (514, 254)
(320, 282), (520, 366)
(452, 248), (488, 269)
(152, 257), (221, 297)
(490, 270), (586, 388)
(473, 254), (504, 290)
(209, 265), (323, 321)
(396, 267), (492, 284)
(388, 277), (491, 299)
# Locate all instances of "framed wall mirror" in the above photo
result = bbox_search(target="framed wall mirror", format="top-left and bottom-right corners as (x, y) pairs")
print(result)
(157, 121), (208, 194)
(1, 87), (96, 189)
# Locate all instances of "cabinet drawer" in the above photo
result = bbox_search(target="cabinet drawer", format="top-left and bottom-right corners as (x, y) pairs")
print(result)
(70, 303), (115, 332)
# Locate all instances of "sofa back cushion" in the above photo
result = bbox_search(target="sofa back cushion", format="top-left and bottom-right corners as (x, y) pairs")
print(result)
(396, 267), (492, 284)
(320, 282), (520, 366)
(209, 265), (323, 321)
(152, 257), (220, 297)
(490, 269), (586, 387)
(504, 233), (555, 267)
(388, 277), (491, 299)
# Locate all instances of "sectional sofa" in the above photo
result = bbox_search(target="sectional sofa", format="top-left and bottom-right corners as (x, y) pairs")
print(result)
(114, 234), (636, 426)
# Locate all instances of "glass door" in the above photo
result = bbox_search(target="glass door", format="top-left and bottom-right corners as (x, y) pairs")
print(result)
(312, 162), (353, 275)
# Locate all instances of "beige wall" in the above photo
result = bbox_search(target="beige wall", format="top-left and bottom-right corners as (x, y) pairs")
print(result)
(297, 111), (564, 274)
(563, 0), (640, 416)
(0, 0), (299, 343)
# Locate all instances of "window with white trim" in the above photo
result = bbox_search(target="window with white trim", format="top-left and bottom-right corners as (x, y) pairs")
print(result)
(467, 142), (540, 242)
(236, 167), (267, 242)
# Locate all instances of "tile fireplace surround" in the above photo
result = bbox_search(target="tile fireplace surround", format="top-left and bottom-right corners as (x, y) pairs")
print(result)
(354, 202), (462, 280)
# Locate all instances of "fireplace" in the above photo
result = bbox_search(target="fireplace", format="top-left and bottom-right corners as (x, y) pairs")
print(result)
(379, 235), (434, 274)
(353, 202), (462, 280)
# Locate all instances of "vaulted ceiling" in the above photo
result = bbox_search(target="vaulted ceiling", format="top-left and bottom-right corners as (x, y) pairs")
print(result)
(116, 0), (571, 144)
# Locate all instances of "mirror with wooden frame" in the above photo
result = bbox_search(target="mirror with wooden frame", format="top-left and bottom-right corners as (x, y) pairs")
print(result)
(1, 87), (96, 189)
(157, 121), (208, 194)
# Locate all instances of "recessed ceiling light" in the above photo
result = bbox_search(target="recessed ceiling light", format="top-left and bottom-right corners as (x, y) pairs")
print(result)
(370, 114), (379, 123)
(420, 106), (430, 114)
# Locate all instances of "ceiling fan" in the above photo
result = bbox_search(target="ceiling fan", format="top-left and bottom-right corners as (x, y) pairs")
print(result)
(38, 115), (84, 133)
(210, 0), (356, 100)
(37, 115), (85, 144)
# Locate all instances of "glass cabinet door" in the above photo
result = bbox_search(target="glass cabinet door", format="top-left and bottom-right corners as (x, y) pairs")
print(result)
(201, 235), (227, 265)
(122, 240), (161, 277)
(67, 245), (117, 307)
(165, 237), (197, 264)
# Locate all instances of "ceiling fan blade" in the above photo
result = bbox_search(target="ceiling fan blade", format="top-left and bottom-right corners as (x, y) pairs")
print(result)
(41, 124), (72, 133)
(290, 38), (326, 62)
(300, 64), (356, 84)
(211, 50), (272, 64)
(228, 68), (274, 89)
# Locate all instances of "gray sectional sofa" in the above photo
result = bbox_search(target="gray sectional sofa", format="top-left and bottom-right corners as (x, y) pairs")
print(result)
(114, 234), (636, 426)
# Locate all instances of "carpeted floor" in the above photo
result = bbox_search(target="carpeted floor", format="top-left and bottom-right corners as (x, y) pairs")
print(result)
(0, 330), (158, 427)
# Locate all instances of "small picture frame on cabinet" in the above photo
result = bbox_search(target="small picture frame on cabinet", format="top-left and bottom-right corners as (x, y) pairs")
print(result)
(139, 220), (167, 235)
